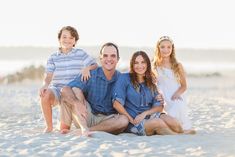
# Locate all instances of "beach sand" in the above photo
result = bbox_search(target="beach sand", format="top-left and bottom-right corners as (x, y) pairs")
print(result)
(0, 76), (235, 157)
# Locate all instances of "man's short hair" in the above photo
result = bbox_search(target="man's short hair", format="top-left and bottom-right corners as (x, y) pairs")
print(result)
(99, 42), (119, 59)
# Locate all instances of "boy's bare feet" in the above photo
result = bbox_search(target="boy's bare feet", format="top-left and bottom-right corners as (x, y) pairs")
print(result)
(43, 127), (53, 133)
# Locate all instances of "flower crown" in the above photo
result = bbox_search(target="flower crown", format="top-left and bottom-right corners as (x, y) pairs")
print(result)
(158, 36), (174, 44)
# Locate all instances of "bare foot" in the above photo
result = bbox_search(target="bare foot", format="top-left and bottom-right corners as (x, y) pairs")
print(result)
(43, 127), (53, 133)
(60, 129), (70, 134)
(72, 129), (94, 137)
(183, 129), (196, 134)
(82, 130), (94, 137)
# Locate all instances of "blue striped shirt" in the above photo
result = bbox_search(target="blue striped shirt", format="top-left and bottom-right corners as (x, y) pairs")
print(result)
(68, 67), (120, 115)
(46, 48), (96, 88)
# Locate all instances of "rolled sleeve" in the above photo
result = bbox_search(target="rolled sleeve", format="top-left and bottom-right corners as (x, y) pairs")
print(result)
(112, 74), (128, 106)
(83, 52), (97, 67)
(67, 75), (88, 92)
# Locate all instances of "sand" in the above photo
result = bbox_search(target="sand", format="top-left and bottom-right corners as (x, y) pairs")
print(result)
(0, 76), (235, 157)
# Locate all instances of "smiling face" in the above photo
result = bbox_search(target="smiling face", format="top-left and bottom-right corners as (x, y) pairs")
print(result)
(159, 40), (173, 58)
(133, 55), (147, 77)
(100, 45), (119, 72)
(59, 30), (76, 50)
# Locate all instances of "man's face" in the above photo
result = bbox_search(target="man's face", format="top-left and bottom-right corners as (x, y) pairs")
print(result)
(100, 46), (119, 72)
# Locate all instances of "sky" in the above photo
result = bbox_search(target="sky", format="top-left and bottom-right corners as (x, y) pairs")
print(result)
(0, 0), (234, 49)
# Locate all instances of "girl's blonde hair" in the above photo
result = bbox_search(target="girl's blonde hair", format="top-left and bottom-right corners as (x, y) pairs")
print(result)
(153, 36), (181, 82)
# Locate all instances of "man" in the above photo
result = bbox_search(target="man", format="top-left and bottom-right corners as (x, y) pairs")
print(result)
(60, 42), (129, 135)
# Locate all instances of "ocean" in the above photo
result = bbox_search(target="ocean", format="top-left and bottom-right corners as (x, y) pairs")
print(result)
(0, 46), (235, 77)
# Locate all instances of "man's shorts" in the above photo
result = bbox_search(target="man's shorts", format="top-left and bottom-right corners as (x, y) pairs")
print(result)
(60, 100), (116, 128)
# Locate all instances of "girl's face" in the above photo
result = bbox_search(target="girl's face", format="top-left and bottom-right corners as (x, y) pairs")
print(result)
(59, 30), (76, 50)
(159, 40), (173, 58)
(133, 55), (147, 77)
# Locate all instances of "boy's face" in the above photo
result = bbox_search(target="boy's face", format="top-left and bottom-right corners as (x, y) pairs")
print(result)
(59, 30), (76, 49)
(100, 46), (119, 72)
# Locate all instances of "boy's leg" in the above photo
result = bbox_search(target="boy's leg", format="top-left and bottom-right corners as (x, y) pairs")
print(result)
(40, 89), (57, 133)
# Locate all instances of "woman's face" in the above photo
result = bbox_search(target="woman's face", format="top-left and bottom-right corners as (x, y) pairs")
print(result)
(59, 30), (76, 49)
(133, 55), (147, 77)
(159, 40), (173, 58)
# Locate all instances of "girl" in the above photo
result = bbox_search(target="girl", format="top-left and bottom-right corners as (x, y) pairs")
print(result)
(153, 36), (195, 134)
(113, 51), (183, 136)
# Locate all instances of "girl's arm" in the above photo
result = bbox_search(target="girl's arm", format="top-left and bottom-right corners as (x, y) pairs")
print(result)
(172, 63), (187, 100)
(113, 100), (133, 124)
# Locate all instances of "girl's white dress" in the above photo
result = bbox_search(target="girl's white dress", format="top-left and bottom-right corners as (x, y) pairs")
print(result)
(156, 67), (192, 130)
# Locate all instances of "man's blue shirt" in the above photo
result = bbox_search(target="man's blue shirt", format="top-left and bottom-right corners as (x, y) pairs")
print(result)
(68, 67), (120, 115)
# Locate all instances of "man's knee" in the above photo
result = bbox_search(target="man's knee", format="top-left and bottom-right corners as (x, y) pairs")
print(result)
(117, 115), (129, 128)
(61, 86), (71, 97)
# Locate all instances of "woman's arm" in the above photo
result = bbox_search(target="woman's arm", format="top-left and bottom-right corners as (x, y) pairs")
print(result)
(113, 100), (133, 124)
(134, 105), (163, 125)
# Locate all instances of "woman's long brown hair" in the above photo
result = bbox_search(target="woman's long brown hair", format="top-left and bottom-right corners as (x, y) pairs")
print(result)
(130, 51), (157, 92)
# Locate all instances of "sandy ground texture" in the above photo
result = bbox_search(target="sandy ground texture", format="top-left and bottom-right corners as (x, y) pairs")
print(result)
(0, 76), (235, 157)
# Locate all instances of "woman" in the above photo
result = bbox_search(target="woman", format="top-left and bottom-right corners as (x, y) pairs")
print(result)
(113, 51), (182, 135)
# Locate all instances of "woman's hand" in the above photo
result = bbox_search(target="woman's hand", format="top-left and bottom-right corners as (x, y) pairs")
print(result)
(133, 112), (147, 125)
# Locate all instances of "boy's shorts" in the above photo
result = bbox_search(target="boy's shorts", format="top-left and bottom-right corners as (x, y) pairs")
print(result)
(49, 85), (62, 106)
